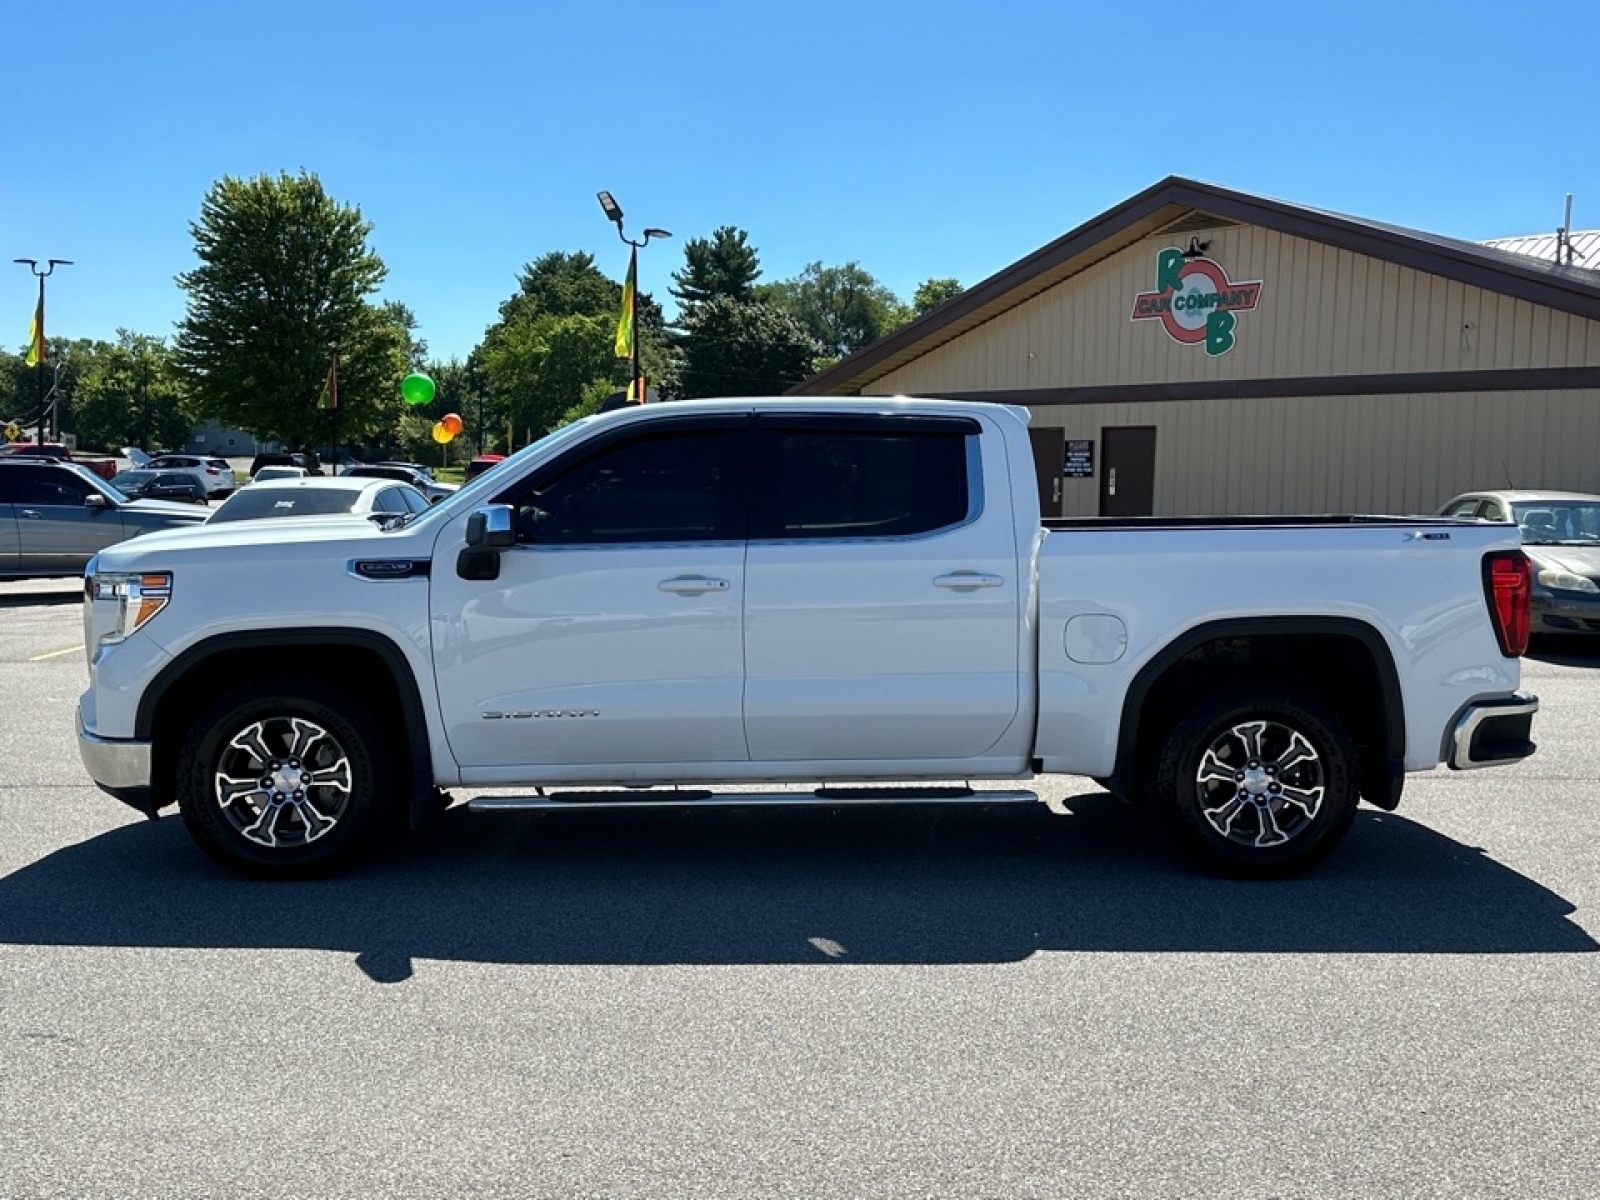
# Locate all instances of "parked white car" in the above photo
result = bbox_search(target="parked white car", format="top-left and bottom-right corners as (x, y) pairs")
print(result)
(249, 465), (310, 483)
(205, 475), (430, 524)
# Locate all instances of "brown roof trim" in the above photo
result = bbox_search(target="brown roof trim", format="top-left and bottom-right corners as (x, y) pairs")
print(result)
(789, 177), (1600, 397)
(927, 366), (1600, 407)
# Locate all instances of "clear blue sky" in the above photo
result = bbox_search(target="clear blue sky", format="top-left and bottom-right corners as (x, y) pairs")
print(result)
(8, 0), (1596, 364)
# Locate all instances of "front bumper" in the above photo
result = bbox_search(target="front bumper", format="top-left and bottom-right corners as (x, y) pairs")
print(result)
(76, 705), (156, 815)
(1531, 591), (1600, 634)
(1446, 691), (1539, 770)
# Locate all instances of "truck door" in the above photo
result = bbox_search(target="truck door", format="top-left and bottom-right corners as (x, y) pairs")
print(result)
(742, 413), (1021, 762)
(429, 415), (751, 771)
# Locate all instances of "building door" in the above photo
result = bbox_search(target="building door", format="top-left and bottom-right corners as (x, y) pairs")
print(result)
(1099, 426), (1156, 517)
(1028, 426), (1064, 518)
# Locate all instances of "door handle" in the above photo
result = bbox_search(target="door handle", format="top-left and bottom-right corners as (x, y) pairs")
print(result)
(20, 509), (42, 519)
(658, 575), (731, 595)
(933, 572), (1005, 591)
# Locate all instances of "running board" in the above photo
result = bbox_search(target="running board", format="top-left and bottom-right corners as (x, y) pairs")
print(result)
(467, 786), (1040, 812)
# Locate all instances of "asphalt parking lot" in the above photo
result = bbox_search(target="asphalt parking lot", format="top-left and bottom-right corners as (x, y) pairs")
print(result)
(0, 581), (1595, 1199)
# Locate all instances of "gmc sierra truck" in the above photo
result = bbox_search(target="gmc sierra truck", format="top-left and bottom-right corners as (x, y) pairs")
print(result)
(75, 398), (1539, 879)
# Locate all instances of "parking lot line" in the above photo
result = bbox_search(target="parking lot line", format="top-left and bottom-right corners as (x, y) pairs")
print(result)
(28, 644), (84, 662)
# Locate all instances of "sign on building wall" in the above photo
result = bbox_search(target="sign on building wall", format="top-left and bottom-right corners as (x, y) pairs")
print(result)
(1130, 246), (1263, 356)
(1064, 439), (1094, 477)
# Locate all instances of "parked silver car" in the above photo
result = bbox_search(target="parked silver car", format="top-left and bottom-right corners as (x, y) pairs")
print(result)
(0, 459), (209, 579)
(1439, 489), (1600, 636)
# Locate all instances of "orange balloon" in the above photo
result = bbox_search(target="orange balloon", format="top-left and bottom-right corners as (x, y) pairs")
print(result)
(441, 412), (464, 436)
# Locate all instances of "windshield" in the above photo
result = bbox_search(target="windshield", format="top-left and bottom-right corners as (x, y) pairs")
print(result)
(210, 489), (359, 522)
(1510, 501), (1600, 545)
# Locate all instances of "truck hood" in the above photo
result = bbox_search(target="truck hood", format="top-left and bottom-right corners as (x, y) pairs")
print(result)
(94, 514), (421, 569)
(1525, 544), (1600, 577)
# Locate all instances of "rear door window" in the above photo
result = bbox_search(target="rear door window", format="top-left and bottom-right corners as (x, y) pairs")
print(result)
(750, 417), (973, 540)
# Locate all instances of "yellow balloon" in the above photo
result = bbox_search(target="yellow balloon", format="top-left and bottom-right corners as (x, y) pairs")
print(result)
(431, 422), (454, 444)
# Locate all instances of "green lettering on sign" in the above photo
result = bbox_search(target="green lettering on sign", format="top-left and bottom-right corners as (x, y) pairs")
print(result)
(1205, 309), (1236, 356)
(1156, 248), (1185, 293)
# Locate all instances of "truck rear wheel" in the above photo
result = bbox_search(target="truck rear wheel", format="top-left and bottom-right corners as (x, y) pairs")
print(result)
(1149, 685), (1359, 878)
(175, 678), (391, 879)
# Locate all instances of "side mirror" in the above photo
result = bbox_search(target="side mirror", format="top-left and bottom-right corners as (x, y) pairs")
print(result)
(464, 505), (515, 551)
(85, 493), (110, 510)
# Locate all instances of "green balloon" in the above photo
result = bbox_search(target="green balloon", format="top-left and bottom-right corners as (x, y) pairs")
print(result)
(400, 373), (436, 406)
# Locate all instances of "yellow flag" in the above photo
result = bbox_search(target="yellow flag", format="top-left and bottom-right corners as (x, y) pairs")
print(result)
(24, 296), (42, 368)
(614, 247), (636, 359)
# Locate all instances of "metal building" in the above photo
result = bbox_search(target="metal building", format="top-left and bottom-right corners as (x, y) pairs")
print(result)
(791, 178), (1600, 519)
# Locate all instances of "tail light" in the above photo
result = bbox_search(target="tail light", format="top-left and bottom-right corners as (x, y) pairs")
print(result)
(205, 466), (222, 475)
(1483, 550), (1531, 657)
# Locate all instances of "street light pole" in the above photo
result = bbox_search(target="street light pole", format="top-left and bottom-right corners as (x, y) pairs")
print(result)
(596, 191), (670, 403)
(13, 257), (72, 444)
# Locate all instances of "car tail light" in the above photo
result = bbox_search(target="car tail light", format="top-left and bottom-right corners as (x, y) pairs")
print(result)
(205, 466), (222, 475)
(1483, 550), (1531, 657)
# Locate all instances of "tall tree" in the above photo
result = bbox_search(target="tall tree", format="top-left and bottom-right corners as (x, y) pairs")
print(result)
(173, 170), (406, 450)
(69, 332), (191, 452)
(476, 248), (670, 438)
(499, 251), (620, 325)
(912, 277), (964, 315)
(675, 297), (818, 399)
(481, 312), (615, 441)
(758, 261), (906, 360)
(670, 227), (761, 308)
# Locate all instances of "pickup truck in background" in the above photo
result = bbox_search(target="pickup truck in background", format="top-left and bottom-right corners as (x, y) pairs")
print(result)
(75, 398), (1539, 880)
(0, 441), (119, 481)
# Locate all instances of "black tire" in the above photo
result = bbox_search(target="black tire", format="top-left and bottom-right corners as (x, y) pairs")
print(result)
(1147, 685), (1359, 879)
(176, 678), (393, 879)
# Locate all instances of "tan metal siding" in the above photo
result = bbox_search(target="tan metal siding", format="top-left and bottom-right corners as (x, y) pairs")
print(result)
(870, 226), (1600, 395)
(1030, 389), (1600, 518)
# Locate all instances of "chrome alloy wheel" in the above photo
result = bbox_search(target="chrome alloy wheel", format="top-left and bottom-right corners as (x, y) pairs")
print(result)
(1193, 719), (1325, 849)
(213, 716), (354, 849)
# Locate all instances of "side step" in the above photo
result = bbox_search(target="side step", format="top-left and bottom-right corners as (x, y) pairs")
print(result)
(467, 785), (1039, 812)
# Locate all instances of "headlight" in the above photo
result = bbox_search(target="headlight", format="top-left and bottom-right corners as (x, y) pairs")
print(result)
(89, 571), (173, 644)
(1535, 567), (1599, 594)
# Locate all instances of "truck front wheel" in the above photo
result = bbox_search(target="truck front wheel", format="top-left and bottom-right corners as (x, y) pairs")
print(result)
(1149, 686), (1359, 878)
(175, 679), (391, 879)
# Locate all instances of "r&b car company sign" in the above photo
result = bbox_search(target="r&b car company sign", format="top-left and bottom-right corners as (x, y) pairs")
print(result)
(1130, 247), (1262, 356)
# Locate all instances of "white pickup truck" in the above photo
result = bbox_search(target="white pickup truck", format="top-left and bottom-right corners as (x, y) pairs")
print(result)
(76, 398), (1539, 880)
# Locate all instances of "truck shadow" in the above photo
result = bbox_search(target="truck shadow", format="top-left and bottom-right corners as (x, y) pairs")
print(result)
(1527, 636), (1600, 667)
(0, 793), (1592, 982)
(0, 587), (80, 608)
